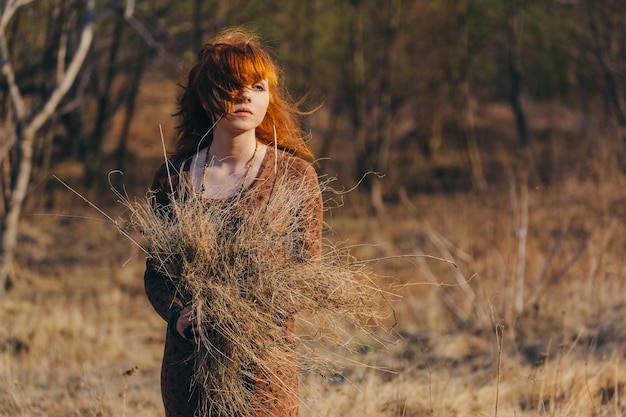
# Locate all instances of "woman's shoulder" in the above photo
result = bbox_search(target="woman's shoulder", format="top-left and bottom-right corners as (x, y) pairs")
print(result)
(273, 147), (317, 178)
(150, 155), (192, 190)
(154, 154), (192, 174)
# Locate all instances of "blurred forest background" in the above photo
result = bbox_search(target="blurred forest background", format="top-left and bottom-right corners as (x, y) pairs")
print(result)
(2, 0), (626, 282)
(1, 1), (626, 416)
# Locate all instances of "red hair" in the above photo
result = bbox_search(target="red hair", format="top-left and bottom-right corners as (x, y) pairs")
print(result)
(173, 29), (313, 161)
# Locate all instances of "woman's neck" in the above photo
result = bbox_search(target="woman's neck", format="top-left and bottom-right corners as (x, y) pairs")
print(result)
(209, 130), (257, 165)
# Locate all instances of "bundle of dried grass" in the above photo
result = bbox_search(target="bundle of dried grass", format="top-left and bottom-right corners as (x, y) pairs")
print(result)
(123, 169), (395, 416)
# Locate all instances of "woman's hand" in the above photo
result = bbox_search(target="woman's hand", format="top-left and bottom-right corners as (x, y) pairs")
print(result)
(175, 305), (199, 341)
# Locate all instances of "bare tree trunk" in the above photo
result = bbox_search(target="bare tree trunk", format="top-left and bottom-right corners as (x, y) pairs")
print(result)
(456, 0), (486, 191)
(460, 78), (486, 191)
(0, 128), (35, 294)
(85, 11), (125, 186)
(370, 0), (401, 215)
(514, 180), (528, 314)
(348, 0), (369, 198)
(507, 5), (528, 147)
(583, 0), (626, 144)
(113, 47), (151, 179)
(0, 0), (96, 298)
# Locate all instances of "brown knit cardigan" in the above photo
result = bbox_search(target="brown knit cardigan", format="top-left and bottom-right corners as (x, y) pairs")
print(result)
(143, 145), (323, 417)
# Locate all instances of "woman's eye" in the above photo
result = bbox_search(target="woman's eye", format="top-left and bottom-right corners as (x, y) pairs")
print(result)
(253, 84), (265, 91)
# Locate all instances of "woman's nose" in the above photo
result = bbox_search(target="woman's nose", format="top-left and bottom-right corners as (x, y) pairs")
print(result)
(237, 88), (252, 102)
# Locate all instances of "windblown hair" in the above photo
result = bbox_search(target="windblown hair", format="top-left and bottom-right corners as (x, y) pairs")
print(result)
(173, 28), (313, 161)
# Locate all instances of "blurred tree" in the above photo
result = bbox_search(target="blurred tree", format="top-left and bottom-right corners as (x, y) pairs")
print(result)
(346, 0), (368, 193)
(451, 0), (487, 190)
(404, 0), (488, 191)
(367, 0), (402, 213)
(57, 0), (180, 187)
(0, 0), (97, 297)
(504, 0), (528, 148)
(333, 0), (432, 211)
(581, 0), (626, 144)
(3, 0), (624, 297)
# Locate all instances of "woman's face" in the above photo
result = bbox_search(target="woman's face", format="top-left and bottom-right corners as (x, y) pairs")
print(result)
(216, 79), (270, 136)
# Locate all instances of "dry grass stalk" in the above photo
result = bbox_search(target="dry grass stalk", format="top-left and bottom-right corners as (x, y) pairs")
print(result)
(122, 170), (395, 416)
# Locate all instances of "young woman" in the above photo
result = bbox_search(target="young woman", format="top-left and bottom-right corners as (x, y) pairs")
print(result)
(143, 29), (323, 417)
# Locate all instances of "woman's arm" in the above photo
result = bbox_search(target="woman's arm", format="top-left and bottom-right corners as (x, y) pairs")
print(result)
(297, 163), (323, 261)
(143, 164), (185, 322)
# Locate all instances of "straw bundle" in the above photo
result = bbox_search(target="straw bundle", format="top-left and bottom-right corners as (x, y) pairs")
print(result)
(124, 168), (394, 416)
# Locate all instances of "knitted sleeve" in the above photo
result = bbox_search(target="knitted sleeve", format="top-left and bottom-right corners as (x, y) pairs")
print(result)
(296, 162), (323, 262)
(143, 162), (185, 322)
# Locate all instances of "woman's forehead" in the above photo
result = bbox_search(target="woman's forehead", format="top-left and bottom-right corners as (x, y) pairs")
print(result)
(221, 50), (276, 84)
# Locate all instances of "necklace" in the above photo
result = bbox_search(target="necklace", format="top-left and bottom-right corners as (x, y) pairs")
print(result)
(200, 141), (259, 197)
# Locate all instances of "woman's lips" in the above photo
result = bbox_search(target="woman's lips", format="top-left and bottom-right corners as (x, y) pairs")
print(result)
(234, 108), (252, 115)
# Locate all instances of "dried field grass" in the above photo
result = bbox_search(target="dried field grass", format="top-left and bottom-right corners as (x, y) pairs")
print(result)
(120, 168), (396, 415)
(2, 140), (626, 416)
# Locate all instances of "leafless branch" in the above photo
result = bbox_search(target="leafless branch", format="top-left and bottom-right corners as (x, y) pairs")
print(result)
(514, 181), (528, 314)
(423, 222), (490, 326)
(416, 255), (472, 326)
(0, 0), (31, 32)
(522, 216), (570, 312)
(0, 132), (16, 162)
(25, 0), (96, 137)
(0, 0), (30, 121)
(123, 0), (183, 66)
(56, 19), (69, 81)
